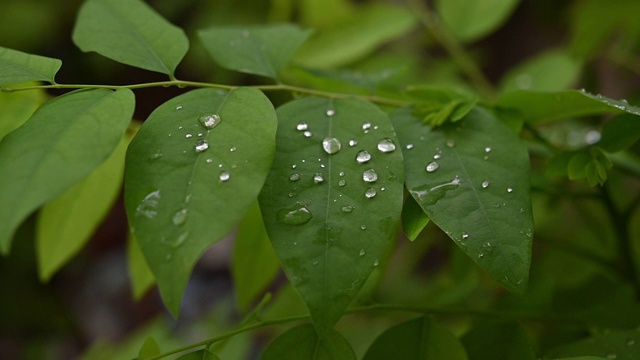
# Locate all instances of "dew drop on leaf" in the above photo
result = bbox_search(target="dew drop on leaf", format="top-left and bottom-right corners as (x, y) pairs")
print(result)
(446, 139), (455, 148)
(341, 205), (354, 213)
(339, 171), (345, 177)
(359, 249), (365, 256)
(462, 232), (469, 239)
(326, 109), (335, 116)
(172, 208), (189, 226)
(322, 137), (342, 154)
(185, 133), (193, 139)
(219, 171), (230, 182)
(425, 161), (439, 173)
(303, 131), (312, 138)
(199, 114), (221, 129)
(175, 105), (183, 110)
(365, 188), (377, 198)
(485, 147), (492, 153)
(377, 138), (396, 153)
(507, 187), (513, 193)
(360, 224), (367, 230)
(277, 204), (312, 225)
(338, 179), (346, 187)
(433, 154), (441, 160)
(296, 122), (308, 131)
(356, 150), (372, 163)
(289, 173), (300, 181)
(313, 173), (324, 184)
(362, 123), (371, 131)
(136, 190), (160, 219)
(349, 139), (357, 147)
(406, 144), (414, 150)
(149, 150), (162, 160)
(195, 139), (209, 152)
(482, 180), (489, 188)
(363, 169), (378, 182)
(373, 259), (379, 267)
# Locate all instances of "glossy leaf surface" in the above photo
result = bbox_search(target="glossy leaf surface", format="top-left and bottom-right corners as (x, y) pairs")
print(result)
(262, 323), (355, 360)
(0, 88), (134, 254)
(259, 97), (404, 331)
(436, 0), (521, 42)
(0, 47), (61, 86)
(392, 106), (533, 294)
(124, 88), (277, 316)
(198, 24), (312, 80)
(72, 0), (188, 75)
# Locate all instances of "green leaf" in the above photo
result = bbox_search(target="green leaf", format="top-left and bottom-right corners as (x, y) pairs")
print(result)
(0, 84), (47, 141)
(435, 0), (521, 42)
(294, 4), (417, 68)
(496, 90), (640, 124)
(401, 195), (430, 241)
(408, 86), (478, 127)
(392, 106), (533, 294)
(232, 202), (280, 311)
(124, 88), (277, 317)
(363, 317), (468, 360)
(36, 133), (128, 281)
(175, 349), (222, 360)
(300, 67), (400, 92)
(0, 88), (134, 254)
(198, 24), (312, 80)
(0, 47), (61, 86)
(499, 49), (583, 93)
(262, 323), (356, 360)
(72, 0), (188, 76)
(127, 233), (155, 301)
(259, 97), (404, 331)
(461, 321), (535, 360)
(599, 113), (640, 152)
(137, 337), (160, 360)
(567, 148), (612, 187)
(545, 329), (640, 360)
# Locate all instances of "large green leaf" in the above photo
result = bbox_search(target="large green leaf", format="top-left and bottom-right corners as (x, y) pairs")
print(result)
(391, 106), (533, 294)
(363, 317), (468, 360)
(124, 88), (277, 316)
(435, 0), (521, 42)
(36, 133), (128, 281)
(259, 97), (404, 332)
(497, 90), (640, 124)
(499, 49), (583, 93)
(599, 113), (640, 153)
(0, 88), (134, 254)
(0, 85), (47, 141)
(461, 321), (535, 360)
(0, 47), (61, 86)
(262, 323), (356, 360)
(72, 0), (188, 76)
(198, 24), (312, 80)
(545, 329), (640, 360)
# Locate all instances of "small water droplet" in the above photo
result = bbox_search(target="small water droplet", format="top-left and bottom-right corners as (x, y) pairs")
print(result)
(313, 173), (324, 184)
(195, 139), (209, 152)
(359, 249), (365, 256)
(312, 260), (319, 266)
(172, 208), (189, 226)
(289, 173), (300, 181)
(303, 131), (312, 138)
(363, 169), (378, 182)
(175, 105), (183, 110)
(136, 190), (161, 219)
(365, 188), (376, 198)
(406, 144), (414, 150)
(185, 133), (193, 139)
(507, 187), (513, 193)
(178, 126), (183, 130)
(339, 171), (345, 177)
(377, 138), (396, 153)
(292, 164), (297, 169)
(230, 146), (236, 152)
(362, 123), (371, 131)
(322, 137), (341, 154)
(288, 192), (296, 198)
(338, 179), (346, 187)
(426, 161), (439, 172)
(482, 180), (489, 188)
(478, 252), (484, 259)
(349, 139), (357, 147)
(446, 139), (455, 148)
(356, 150), (372, 163)
(485, 147), (492, 153)
(199, 114), (221, 129)
(277, 203), (312, 225)
(296, 122), (308, 131)
(360, 224), (367, 230)
(326, 109), (335, 116)
(219, 171), (230, 182)
(341, 205), (354, 213)
(373, 259), (379, 267)
(150, 150), (162, 160)
(373, 125), (379, 130)
(205, 158), (213, 163)
(462, 232), (469, 239)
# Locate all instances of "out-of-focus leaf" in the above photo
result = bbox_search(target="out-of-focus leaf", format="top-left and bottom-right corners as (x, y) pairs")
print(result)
(599, 114), (640, 153)
(499, 49), (583, 93)
(0, 84), (47, 141)
(0, 47), (61, 86)
(262, 323), (356, 360)
(401, 195), (430, 241)
(436, 0), (521, 42)
(567, 148), (612, 187)
(545, 329), (640, 360)
(127, 233), (155, 301)
(408, 86), (478, 127)
(175, 349), (221, 360)
(301, 67), (400, 92)
(461, 321), (535, 360)
(137, 337), (160, 360)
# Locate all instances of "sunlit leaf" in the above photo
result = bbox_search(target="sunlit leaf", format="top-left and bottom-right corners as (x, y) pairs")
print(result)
(198, 24), (312, 80)
(259, 97), (404, 331)
(124, 88), (277, 316)
(461, 321), (535, 360)
(137, 337), (160, 360)
(435, 0), (521, 42)
(599, 114), (640, 153)
(0, 84), (47, 141)
(72, 0), (189, 75)
(499, 49), (583, 93)
(363, 317), (468, 360)
(392, 106), (533, 294)
(0, 47), (61, 86)
(545, 329), (640, 360)
(401, 195), (430, 241)
(262, 323), (356, 360)
(127, 233), (155, 300)
(0, 88), (134, 254)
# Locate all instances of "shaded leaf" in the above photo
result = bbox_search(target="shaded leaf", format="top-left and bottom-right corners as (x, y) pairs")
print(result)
(198, 24), (312, 80)
(232, 202), (280, 311)
(137, 337), (160, 360)
(392, 106), (533, 294)
(259, 97), (404, 331)
(175, 349), (221, 360)
(408, 86), (478, 127)
(0, 88), (135, 254)
(0, 84), (47, 141)
(72, 0), (188, 75)
(567, 148), (612, 187)
(262, 323), (356, 360)
(127, 233), (155, 301)
(401, 195), (430, 241)
(461, 321), (535, 360)
(0, 47), (61, 86)
(300, 67), (400, 92)
(363, 317), (467, 360)
(545, 329), (640, 360)
(499, 49), (583, 93)
(436, 0), (521, 42)
(599, 114), (640, 153)
(124, 88), (277, 316)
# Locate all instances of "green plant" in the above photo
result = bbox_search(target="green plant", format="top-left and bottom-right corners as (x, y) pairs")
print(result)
(1, 0), (640, 359)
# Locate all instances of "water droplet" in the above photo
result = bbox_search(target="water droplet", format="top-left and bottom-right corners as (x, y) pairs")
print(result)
(360, 224), (367, 230)
(219, 171), (230, 182)
(339, 171), (345, 177)
(482, 180), (489, 188)
(409, 176), (461, 205)
(199, 114), (221, 129)
(446, 139), (455, 148)
(406, 144), (414, 150)
(291, 164), (297, 169)
(356, 150), (372, 163)
(377, 138), (396, 153)
(185, 133), (193, 139)
(365, 188), (377, 198)
(303, 131), (312, 138)
(277, 203), (312, 225)
(205, 158), (213, 163)
(289, 173), (300, 181)
(341, 205), (354, 213)
(230, 146), (236, 152)
(150, 150), (162, 160)
(136, 190), (161, 219)
(172, 208), (189, 226)
(462, 232), (469, 239)
(178, 126), (183, 130)
(359, 249), (366, 256)
(322, 137), (341, 154)
(426, 161), (439, 172)
(507, 187), (513, 193)
(338, 179), (346, 187)
(478, 252), (484, 259)
(312, 260), (319, 266)
(373, 259), (380, 267)
(176, 104), (183, 110)
(288, 192), (296, 198)
(313, 173), (324, 184)
(626, 338), (636, 346)
(363, 169), (378, 182)
(296, 122), (308, 131)
(485, 147), (492, 153)
(349, 139), (357, 147)
(197, 133), (204, 137)
(326, 109), (335, 116)
(195, 139), (209, 152)
(362, 123), (371, 131)
(373, 125), (379, 130)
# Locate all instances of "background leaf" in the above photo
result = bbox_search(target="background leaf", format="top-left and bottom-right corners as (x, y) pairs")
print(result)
(599, 114), (640, 152)
(0, 84), (47, 141)
(127, 233), (155, 301)
(175, 348), (221, 360)
(401, 195), (430, 241)
(0, 47), (61, 86)
(392, 106), (533, 294)
(499, 49), (583, 93)
(259, 97), (404, 331)
(124, 88), (277, 316)
(0, 88), (134, 254)
(72, 0), (188, 76)
(363, 317), (468, 360)
(461, 321), (535, 360)
(262, 323), (356, 360)
(435, 0), (521, 42)
(137, 336), (160, 359)
(198, 24), (312, 80)
(545, 329), (640, 360)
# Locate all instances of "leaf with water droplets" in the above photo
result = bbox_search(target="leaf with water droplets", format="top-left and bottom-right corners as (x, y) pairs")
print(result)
(392, 106), (533, 295)
(0, 89), (135, 254)
(259, 97), (404, 332)
(198, 24), (312, 80)
(262, 323), (356, 360)
(545, 329), (640, 360)
(0, 46), (61, 86)
(124, 88), (277, 316)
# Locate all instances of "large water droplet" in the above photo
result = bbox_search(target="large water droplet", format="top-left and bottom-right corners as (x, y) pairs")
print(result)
(289, 173), (300, 181)
(426, 161), (439, 172)
(136, 190), (161, 219)
(219, 171), (230, 182)
(199, 114), (221, 129)
(365, 188), (377, 198)
(363, 169), (378, 182)
(303, 131), (312, 138)
(326, 109), (335, 116)
(296, 122), (308, 131)
(482, 180), (489, 188)
(278, 204), (312, 225)
(356, 150), (372, 163)
(377, 138), (396, 153)
(172, 208), (189, 226)
(362, 123), (371, 131)
(341, 205), (354, 213)
(195, 139), (209, 152)
(322, 137), (341, 154)
(338, 179), (346, 187)
(349, 139), (357, 147)
(313, 173), (324, 184)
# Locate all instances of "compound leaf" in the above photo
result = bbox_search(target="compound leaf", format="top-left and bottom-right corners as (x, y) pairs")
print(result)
(262, 323), (356, 360)
(0, 47), (61, 86)
(124, 88), (277, 317)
